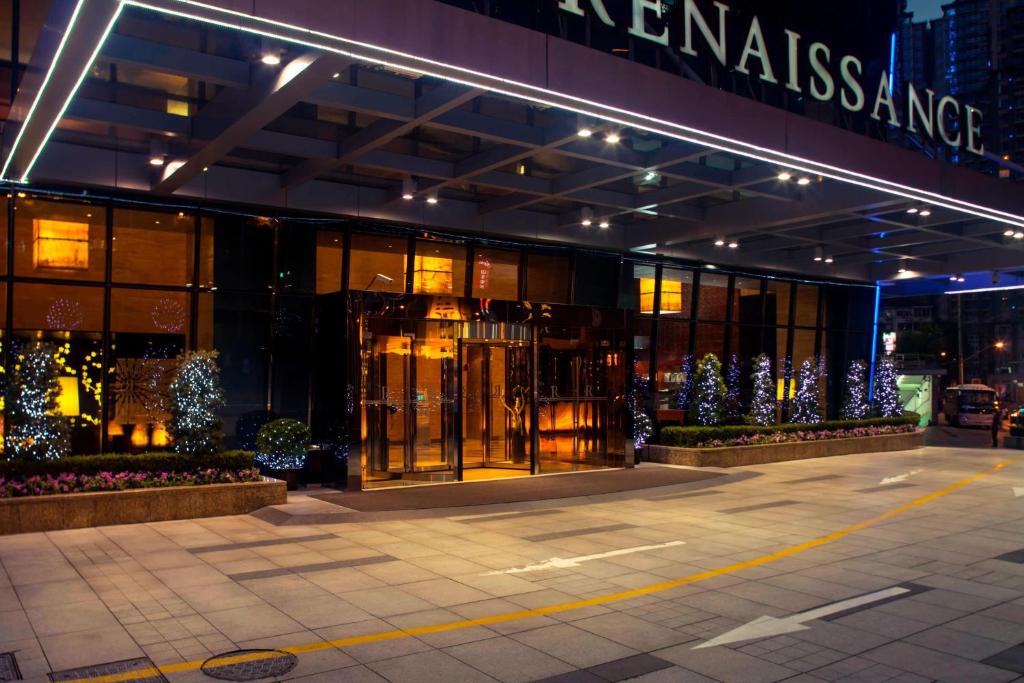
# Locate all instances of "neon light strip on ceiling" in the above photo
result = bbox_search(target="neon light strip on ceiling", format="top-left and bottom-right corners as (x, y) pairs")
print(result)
(945, 284), (1024, 295)
(9, 0), (1024, 232)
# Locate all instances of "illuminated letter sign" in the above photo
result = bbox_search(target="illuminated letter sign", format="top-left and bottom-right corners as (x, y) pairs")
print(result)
(558, 1), (984, 158)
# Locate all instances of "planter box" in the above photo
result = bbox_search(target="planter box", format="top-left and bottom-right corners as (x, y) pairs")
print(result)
(645, 430), (925, 468)
(0, 479), (286, 536)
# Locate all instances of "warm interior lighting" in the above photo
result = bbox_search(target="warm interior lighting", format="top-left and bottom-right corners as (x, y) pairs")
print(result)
(413, 255), (454, 294)
(577, 128), (593, 138)
(260, 53), (281, 65)
(995, 341), (1006, 350)
(107, 419), (123, 438)
(605, 132), (621, 144)
(714, 239), (725, 247)
(777, 171), (792, 181)
(797, 177), (811, 186)
(130, 423), (150, 448)
(515, 162), (527, 176)
(150, 422), (169, 447)
(33, 219), (89, 270)
(639, 277), (682, 315)
(166, 99), (189, 117)
(56, 377), (80, 417)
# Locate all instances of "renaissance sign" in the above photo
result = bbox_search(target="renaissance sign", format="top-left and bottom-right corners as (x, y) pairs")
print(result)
(558, 0), (985, 157)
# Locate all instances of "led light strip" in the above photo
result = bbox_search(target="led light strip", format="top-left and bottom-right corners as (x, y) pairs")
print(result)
(0, 0), (86, 181)
(19, 3), (124, 182)
(944, 284), (1024, 295)
(10, 0), (1024, 232)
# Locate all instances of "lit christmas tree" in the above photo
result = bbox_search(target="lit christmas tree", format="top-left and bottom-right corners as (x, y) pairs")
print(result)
(627, 359), (653, 450)
(5, 343), (70, 461)
(169, 350), (225, 456)
(791, 358), (822, 424)
(256, 418), (311, 470)
(872, 357), (902, 418)
(692, 353), (726, 426)
(675, 353), (694, 412)
(747, 353), (776, 426)
(840, 360), (869, 419)
(725, 355), (743, 420)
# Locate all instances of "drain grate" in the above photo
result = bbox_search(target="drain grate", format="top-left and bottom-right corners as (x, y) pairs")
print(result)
(49, 657), (166, 682)
(200, 650), (297, 681)
(0, 653), (21, 682)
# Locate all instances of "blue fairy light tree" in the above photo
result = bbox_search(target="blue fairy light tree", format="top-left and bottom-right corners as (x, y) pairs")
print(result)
(692, 353), (726, 426)
(675, 353), (694, 413)
(872, 357), (903, 418)
(724, 355), (743, 421)
(747, 354), (776, 426)
(5, 342), (70, 461)
(169, 350), (224, 457)
(791, 358), (823, 424)
(840, 360), (869, 420)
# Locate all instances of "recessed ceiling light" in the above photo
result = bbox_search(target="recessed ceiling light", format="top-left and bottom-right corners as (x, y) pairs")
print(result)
(1015, 232), (1024, 239)
(149, 156), (165, 166)
(260, 53), (281, 65)
(577, 128), (593, 138)
(599, 220), (610, 229)
(919, 209), (932, 217)
(582, 219), (592, 227)
(797, 177), (811, 186)
(777, 172), (792, 181)
(1005, 229), (1015, 237)
(813, 256), (823, 262)
(907, 208), (919, 214)
(824, 257), (834, 264)
(401, 193), (414, 200)
(332, 72), (340, 78)
(957, 276), (966, 282)
(728, 241), (739, 248)
(605, 133), (621, 144)
(898, 266), (907, 273)
(426, 196), (438, 205)
(706, 264), (717, 269)
(950, 275), (959, 281)
(714, 239), (725, 247)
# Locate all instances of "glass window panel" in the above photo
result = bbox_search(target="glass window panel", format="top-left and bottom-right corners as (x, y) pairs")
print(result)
(349, 233), (406, 292)
(199, 217), (215, 288)
(633, 264), (656, 315)
(213, 292), (272, 449)
(694, 323), (726, 359)
(733, 276), (764, 325)
(13, 283), (103, 331)
(660, 267), (693, 318)
(766, 280), (791, 328)
(15, 198), (105, 281)
(277, 223), (316, 293)
(697, 273), (730, 321)
(108, 289), (190, 453)
(112, 208), (194, 285)
(214, 215), (273, 291)
(0, 195), (7, 275)
(472, 247), (519, 300)
(526, 253), (569, 303)
(413, 240), (466, 295)
(656, 319), (690, 412)
(795, 284), (820, 327)
(316, 231), (344, 294)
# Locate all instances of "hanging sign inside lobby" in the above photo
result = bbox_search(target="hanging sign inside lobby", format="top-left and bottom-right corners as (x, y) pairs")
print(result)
(557, 0), (985, 157)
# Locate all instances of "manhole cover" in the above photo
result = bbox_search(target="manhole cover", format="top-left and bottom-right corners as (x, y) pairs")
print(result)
(49, 657), (166, 682)
(200, 650), (297, 681)
(0, 653), (21, 682)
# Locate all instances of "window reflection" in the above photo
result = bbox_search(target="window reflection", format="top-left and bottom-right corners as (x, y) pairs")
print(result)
(526, 253), (569, 303)
(316, 231), (344, 294)
(413, 240), (466, 295)
(15, 198), (104, 281)
(472, 248), (519, 300)
(349, 233), (406, 292)
(112, 209), (194, 286)
(697, 273), (730, 321)
(659, 268), (692, 317)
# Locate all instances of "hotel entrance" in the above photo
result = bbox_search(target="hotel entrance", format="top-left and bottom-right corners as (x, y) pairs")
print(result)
(358, 296), (626, 489)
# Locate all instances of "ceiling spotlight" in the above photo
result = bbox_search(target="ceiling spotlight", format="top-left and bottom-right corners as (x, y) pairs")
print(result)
(332, 72), (340, 79)
(824, 256), (834, 264)
(1015, 232), (1024, 239)
(907, 208), (919, 214)
(577, 128), (593, 138)
(714, 239), (726, 247)
(949, 274), (959, 281)
(813, 246), (823, 262)
(777, 171), (792, 181)
(260, 53), (281, 65)
(401, 177), (417, 200)
(919, 209), (932, 217)
(605, 132), (621, 144)
(149, 156), (165, 167)
(706, 264), (718, 269)
(148, 138), (167, 167)
(426, 192), (438, 205)
(728, 241), (739, 249)
(1005, 229), (1016, 237)
(599, 220), (610, 229)
(581, 206), (594, 227)
(898, 266), (907, 273)
(797, 177), (811, 186)
(401, 193), (414, 200)
(957, 275), (966, 283)
(642, 170), (659, 183)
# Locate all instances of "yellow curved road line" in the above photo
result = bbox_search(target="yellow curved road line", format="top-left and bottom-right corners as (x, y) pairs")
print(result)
(66, 458), (1016, 683)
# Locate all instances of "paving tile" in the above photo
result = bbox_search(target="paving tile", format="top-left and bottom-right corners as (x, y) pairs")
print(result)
(522, 524), (636, 543)
(654, 641), (798, 682)
(718, 500), (800, 514)
(586, 653), (675, 680)
(863, 640), (1019, 682)
(445, 636), (576, 683)
(510, 623), (638, 668)
(202, 604), (305, 641)
(982, 643), (1024, 675)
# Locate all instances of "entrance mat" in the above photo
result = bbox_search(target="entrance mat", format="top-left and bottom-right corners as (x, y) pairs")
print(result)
(312, 466), (726, 512)
(49, 658), (166, 682)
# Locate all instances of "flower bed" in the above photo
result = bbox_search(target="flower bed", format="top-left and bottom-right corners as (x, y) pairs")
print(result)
(0, 467), (262, 498)
(692, 423), (916, 449)
(658, 414), (919, 448)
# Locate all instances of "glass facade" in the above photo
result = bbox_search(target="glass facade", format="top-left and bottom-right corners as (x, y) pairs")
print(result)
(0, 191), (876, 488)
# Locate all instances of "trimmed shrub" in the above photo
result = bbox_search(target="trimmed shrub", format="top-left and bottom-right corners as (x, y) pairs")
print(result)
(256, 419), (311, 470)
(659, 413), (919, 448)
(0, 451), (254, 479)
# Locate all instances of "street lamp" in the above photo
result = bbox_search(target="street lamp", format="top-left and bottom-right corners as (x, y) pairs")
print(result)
(959, 341), (1007, 385)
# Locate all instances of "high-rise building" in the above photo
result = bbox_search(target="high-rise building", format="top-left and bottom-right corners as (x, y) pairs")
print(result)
(995, 4), (1024, 164)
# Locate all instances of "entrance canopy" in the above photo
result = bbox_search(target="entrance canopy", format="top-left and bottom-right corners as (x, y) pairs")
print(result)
(5, 0), (1024, 285)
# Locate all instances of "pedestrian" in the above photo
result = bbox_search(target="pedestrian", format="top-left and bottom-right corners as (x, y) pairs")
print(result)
(992, 409), (1002, 448)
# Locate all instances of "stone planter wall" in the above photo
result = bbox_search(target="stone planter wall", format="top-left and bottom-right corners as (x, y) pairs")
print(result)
(645, 429), (925, 468)
(0, 478), (287, 535)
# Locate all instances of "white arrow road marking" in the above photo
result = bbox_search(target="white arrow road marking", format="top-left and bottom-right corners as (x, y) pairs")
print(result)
(694, 586), (911, 649)
(485, 541), (686, 575)
(880, 469), (923, 485)
(1014, 487), (1024, 498)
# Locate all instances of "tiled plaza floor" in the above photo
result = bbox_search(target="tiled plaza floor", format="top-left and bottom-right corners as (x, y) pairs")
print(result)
(2, 443), (1024, 682)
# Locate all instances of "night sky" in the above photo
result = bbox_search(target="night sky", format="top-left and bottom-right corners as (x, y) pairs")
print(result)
(905, 0), (946, 20)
